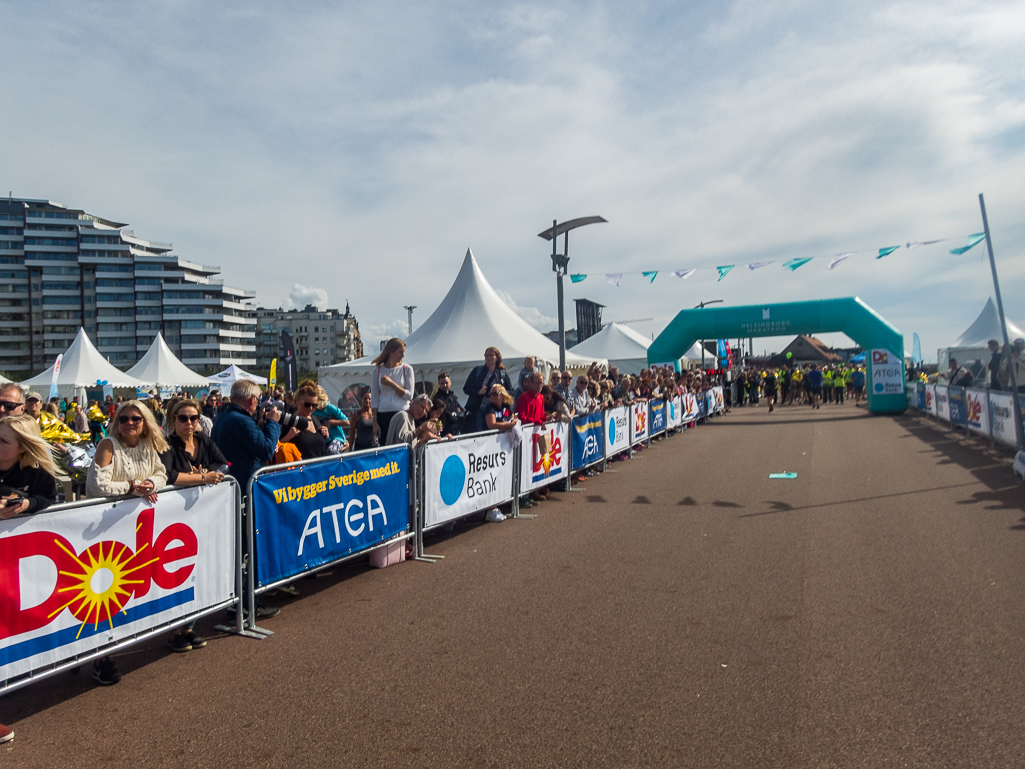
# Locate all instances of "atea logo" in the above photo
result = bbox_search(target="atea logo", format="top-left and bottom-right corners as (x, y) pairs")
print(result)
(873, 350), (889, 364)
(0, 508), (196, 641)
(532, 431), (563, 482)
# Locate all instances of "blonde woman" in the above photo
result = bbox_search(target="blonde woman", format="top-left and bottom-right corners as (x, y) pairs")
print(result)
(481, 384), (519, 432)
(0, 415), (59, 518)
(370, 338), (414, 442)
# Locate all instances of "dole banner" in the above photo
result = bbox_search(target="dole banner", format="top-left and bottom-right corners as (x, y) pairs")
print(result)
(605, 406), (630, 456)
(947, 386), (967, 426)
(650, 400), (666, 435)
(0, 485), (235, 682)
(934, 385), (950, 422)
(520, 421), (569, 493)
(965, 388), (990, 436)
(571, 413), (604, 471)
(682, 393), (699, 423)
(630, 401), (649, 445)
(670, 396), (682, 429)
(871, 349), (905, 395)
(424, 433), (515, 526)
(251, 447), (410, 586)
(713, 386), (725, 413)
(924, 384), (936, 415)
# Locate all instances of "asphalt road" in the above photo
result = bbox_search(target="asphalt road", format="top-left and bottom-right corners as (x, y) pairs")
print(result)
(3, 401), (1024, 768)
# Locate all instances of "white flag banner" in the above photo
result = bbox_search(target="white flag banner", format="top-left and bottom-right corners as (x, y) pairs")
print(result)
(747, 261), (772, 270)
(828, 253), (854, 270)
(605, 273), (623, 287)
(672, 268), (696, 279)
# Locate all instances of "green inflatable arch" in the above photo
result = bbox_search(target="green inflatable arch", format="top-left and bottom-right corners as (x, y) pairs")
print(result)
(648, 296), (906, 414)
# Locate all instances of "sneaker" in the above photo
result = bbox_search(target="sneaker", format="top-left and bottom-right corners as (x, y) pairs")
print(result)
(92, 657), (121, 686)
(0, 723), (13, 744)
(168, 634), (192, 653)
(226, 603), (281, 620)
(185, 631), (207, 649)
(485, 508), (506, 523)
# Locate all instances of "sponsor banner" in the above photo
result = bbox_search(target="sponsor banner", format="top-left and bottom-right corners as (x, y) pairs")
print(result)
(990, 392), (1020, 447)
(697, 393), (708, 420)
(650, 400), (666, 435)
(916, 382), (926, 410)
(947, 386), (967, 426)
(424, 433), (515, 526)
(605, 406), (630, 456)
(965, 388), (990, 435)
(252, 448), (410, 586)
(571, 412), (604, 471)
(520, 421), (569, 493)
(924, 384), (936, 415)
(0, 485), (235, 681)
(934, 385), (950, 422)
(871, 349), (905, 395)
(712, 386), (725, 413)
(630, 401), (649, 445)
(681, 393), (699, 423)
(670, 396), (682, 428)
(704, 391), (715, 415)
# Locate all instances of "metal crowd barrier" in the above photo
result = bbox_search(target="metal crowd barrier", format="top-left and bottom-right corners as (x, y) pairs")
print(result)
(906, 381), (1023, 449)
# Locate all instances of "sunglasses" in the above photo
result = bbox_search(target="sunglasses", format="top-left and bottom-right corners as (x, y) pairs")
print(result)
(118, 415), (144, 425)
(175, 414), (201, 423)
(301, 401), (317, 409)
(489, 391), (502, 397)
(0, 400), (23, 411)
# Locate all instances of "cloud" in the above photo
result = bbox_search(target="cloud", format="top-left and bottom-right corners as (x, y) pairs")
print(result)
(288, 284), (328, 311)
(360, 320), (409, 353)
(495, 291), (559, 332)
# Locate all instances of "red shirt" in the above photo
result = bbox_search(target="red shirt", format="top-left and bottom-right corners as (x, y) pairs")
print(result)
(515, 390), (545, 425)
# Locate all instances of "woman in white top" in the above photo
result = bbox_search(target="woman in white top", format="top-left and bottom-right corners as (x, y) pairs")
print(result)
(370, 337), (414, 442)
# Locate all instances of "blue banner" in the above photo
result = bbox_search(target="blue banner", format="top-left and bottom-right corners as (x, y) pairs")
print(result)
(697, 394), (708, 419)
(650, 399), (666, 434)
(947, 386), (967, 426)
(916, 382), (926, 409)
(571, 413), (604, 470)
(251, 447), (410, 587)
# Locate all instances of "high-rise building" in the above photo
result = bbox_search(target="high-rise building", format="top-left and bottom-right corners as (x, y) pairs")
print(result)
(251, 303), (364, 372)
(0, 197), (256, 377)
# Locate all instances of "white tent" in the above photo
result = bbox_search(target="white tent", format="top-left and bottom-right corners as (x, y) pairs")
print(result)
(125, 333), (211, 388)
(570, 322), (655, 375)
(938, 298), (1025, 371)
(207, 364), (267, 387)
(21, 328), (147, 398)
(0, 373), (10, 385)
(319, 249), (604, 402)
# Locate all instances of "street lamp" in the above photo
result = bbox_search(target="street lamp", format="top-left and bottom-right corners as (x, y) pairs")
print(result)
(538, 216), (607, 369)
(694, 299), (723, 370)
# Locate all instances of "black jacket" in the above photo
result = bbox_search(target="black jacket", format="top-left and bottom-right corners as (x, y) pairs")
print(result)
(161, 432), (229, 485)
(0, 464), (58, 514)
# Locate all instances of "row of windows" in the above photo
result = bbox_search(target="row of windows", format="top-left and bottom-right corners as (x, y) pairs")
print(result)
(41, 281), (88, 291)
(96, 279), (132, 288)
(26, 211), (79, 219)
(41, 266), (81, 276)
(96, 264), (132, 273)
(24, 238), (76, 247)
(0, 285), (28, 293)
(0, 241), (23, 250)
(25, 253), (76, 262)
(0, 228), (20, 236)
(0, 257), (24, 264)
(182, 320), (217, 329)
(0, 214), (23, 221)
(96, 293), (135, 302)
(97, 337), (136, 347)
(97, 308), (133, 318)
(98, 322), (133, 332)
(81, 236), (121, 244)
(164, 306), (208, 314)
(80, 250), (125, 258)
(26, 225), (76, 232)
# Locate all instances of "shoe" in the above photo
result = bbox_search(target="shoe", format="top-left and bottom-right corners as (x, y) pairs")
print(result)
(520, 498), (536, 508)
(92, 657), (121, 686)
(185, 631), (207, 649)
(0, 723), (13, 744)
(273, 583), (300, 597)
(168, 634), (192, 653)
(226, 603), (281, 620)
(485, 508), (506, 522)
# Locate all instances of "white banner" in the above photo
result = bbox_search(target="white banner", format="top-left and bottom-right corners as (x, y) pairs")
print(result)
(965, 388), (990, 436)
(423, 432), (516, 526)
(925, 384), (936, 415)
(871, 349), (905, 395)
(605, 406), (630, 456)
(670, 396), (683, 428)
(990, 392), (1018, 447)
(681, 393), (699, 423)
(0, 484), (236, 682)
(519, 421), (570, 493)
(631, 401), (649, 445)
(935, 385), (950, 422)
(712, 386), (725, 413)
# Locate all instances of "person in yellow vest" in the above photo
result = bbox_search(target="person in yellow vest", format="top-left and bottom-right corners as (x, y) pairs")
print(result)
(822, 367), (834, 404)
(833, 366), (846, 404)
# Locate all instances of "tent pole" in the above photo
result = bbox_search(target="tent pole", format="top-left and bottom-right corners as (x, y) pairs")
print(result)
(979, 193), (1024, 452)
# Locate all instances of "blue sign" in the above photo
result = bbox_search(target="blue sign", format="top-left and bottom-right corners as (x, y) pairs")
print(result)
(916, 382), (926, 409)
(947, 386), (967, 426)
(650, 400), (666, 434)
(697, 394), (708, 419)
(571, 413), (603, 470)
(251, 447), (410, 586)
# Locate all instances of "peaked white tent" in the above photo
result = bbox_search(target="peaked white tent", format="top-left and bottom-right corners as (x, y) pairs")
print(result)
(21, 328), (146, 398)
(319, 249), (604, 402)
(570, 322), (655, 375)
(125, 333), (210, 388)
(208, 364), (267, 387)
(938, 298), (1025, 370)
(0, 373), (10, 385)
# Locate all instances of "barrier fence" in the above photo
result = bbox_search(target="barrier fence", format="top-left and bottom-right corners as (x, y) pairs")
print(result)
(907, 381), (1024, 448)
(1, 392), (729, 689)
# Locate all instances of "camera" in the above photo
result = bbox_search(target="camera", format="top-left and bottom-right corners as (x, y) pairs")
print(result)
(280, 411), (309, 432)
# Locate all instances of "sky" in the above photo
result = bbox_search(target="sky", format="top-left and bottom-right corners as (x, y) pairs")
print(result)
(3, 0), (1024, 361)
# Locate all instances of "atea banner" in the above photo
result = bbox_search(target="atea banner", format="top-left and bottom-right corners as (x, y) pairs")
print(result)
(965, 388), (989, 435)
(947, 386), (967, 426)
(605, 406), (630, 456)
(630, 401), (649, 445)
(0, 485), (235, 682)
(935, 385), (950, 421)
(650, 400), (666, 435)
(571, 413), (603, 470)
(520, 421), (569, 493)
(251, 447), (410, 586)
(682, 393), (699, 423)
(423, 432), (515, 526)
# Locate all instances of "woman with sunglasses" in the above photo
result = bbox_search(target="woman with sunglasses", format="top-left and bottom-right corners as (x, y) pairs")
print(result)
(481, 385), (519, 432)
(161, 400), (227, 488)
(85, 400), (169, 687)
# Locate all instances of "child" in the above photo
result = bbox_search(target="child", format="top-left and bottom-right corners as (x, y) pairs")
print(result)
(0, 415), (59, 518)
(516, 356), (536, 399)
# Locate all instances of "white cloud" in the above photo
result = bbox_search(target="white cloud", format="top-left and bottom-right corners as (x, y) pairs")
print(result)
(495, 291), (559, 332)
(288, 284), (328, 311)
(361, 320), (410, 353)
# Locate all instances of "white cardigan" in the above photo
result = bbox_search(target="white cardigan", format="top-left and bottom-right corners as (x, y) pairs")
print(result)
(86, 435), (168, 498)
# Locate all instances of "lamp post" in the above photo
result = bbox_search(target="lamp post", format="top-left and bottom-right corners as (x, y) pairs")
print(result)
(694, 299), (724, 370)
(538, 216), (607, 369)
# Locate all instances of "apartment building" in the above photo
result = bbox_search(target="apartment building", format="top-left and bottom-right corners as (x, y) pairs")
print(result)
(0, 197), (256, 377)
(251, 303), (364, 372)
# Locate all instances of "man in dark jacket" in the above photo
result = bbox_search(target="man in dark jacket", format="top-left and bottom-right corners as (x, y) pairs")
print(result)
(211, 379), (282, 494)
(435, 372), (464, 436)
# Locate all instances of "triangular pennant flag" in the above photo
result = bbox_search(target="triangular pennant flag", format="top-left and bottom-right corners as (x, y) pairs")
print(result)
(905, 239), (943, 249)
(949, 233), (986, 255)
(783, 257), (814, 271)
(642, 271), (658, 283)
(672, 268), (696, 279)
(876, 245), (900, 259)
(828, 253), (853, 270)
(570, 274), (587, 283)
(606, 273), (623, 287)
(716, 265), (734, 281)
(747, 261), (772, 270)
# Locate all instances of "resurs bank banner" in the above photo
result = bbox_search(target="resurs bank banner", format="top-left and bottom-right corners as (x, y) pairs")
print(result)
(0, 485), (235, 681)
(423, 432), (516, 526)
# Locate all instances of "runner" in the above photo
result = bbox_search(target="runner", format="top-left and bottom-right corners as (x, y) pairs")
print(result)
(850, 366), (866, 406)
(806, 364), (823, 409)
(780, 366), (791, 406)
(791, 366), (804, 405)
(763, 368), (778, 413)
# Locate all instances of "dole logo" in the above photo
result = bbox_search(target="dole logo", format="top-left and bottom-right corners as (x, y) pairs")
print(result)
(634, 408), (646, 434)
(0, 508), (196, 641)
(873, 350), (889, 364)
(533, 432), (563, 478)
(967, 395), (982, 425)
